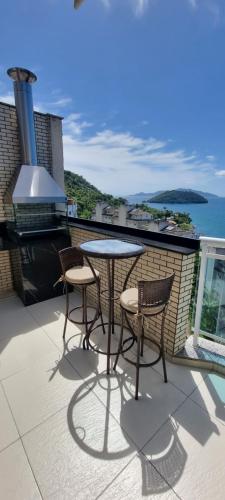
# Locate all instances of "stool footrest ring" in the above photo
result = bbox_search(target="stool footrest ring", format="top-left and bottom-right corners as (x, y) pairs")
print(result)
(68, 305), (98, 325)
(85, 322), (135, 356)
(122, 335), (162, 368)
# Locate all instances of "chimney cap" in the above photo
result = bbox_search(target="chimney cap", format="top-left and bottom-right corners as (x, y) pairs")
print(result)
(7, 67), (37, 84)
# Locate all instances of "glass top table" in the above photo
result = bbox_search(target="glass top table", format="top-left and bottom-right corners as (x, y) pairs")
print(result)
(79, 238), (145, 259)
(79, 238), (145, 374)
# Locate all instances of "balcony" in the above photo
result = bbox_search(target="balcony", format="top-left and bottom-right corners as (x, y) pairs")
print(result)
(0, 223), (225, 499)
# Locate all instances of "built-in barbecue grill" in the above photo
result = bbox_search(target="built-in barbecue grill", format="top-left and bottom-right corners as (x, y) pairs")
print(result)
(6, 67), (70, 305)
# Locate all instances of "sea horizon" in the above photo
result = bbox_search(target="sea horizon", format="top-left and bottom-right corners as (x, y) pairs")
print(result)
(146, 198), (225, 238)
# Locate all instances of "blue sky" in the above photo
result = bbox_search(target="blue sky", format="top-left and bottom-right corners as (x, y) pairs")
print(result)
(1, 0), (225, 196)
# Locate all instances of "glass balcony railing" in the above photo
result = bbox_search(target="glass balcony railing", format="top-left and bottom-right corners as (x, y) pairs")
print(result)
(194, 237), (225, 346)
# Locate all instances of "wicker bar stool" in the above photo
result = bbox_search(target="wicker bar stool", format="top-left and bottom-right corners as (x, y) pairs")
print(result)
(58, 246), (104, 341)
(114, 274), (175, 400)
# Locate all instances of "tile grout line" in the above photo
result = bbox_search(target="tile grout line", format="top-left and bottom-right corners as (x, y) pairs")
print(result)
(1, 380), (21, 438)
(0, 436), (21, 456)
(1, 372), (82, 451)
(26, 296), (92, 363)
(140, 452), (182, 500)
(0, 366), (30, 383)
(25, 304), (65, 354)
(20, 438), (44, 500)
(134, 395), (190, 500)
(0, 381), (44, 499)
(150, 358), (209, 397)
(141, 380), (225, 500)
(76, 367), (189, 468)
(19, 377), (103, 441)
(187, 390), (225, 427)
(94, 453), (139, 500)
(140, 393), (190, 455)
(95, 448), (181, 500)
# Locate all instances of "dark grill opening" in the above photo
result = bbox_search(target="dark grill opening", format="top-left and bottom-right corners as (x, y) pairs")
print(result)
(9, 220), (70, 306)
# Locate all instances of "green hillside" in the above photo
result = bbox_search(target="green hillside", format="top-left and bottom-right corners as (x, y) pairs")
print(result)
(64, 170), (125, 218)
(149, 190), (208, 204)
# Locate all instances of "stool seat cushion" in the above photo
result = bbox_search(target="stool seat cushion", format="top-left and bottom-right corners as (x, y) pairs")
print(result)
(65, 266), (99, 284)
(120, 288), (165, 315)
(120, 288), (138, 313)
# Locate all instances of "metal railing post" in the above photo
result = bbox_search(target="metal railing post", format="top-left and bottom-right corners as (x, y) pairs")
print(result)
(193, 242), (208, 347)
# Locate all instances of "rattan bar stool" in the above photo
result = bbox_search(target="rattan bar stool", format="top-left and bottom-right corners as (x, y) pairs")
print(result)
(58, 246), (104, 341)
(114, 273), (175, 400)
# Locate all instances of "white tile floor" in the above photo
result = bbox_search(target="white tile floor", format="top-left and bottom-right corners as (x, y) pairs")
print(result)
(0, 292), (225, 499)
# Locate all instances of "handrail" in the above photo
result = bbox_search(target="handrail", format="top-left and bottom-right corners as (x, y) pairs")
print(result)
(200, 236), (225, 248)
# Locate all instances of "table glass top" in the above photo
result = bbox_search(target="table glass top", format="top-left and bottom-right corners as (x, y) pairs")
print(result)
(80, 239), (144, 257)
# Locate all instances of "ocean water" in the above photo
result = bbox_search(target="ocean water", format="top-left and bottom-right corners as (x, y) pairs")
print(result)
(147, 198), (225, 238)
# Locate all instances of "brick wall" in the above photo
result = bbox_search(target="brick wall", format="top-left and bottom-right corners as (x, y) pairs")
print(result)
(0, 251), (13, 298)
(0, 101), (63, 297)
(70, 226), (196, 356)
(0, 103), (20, 222)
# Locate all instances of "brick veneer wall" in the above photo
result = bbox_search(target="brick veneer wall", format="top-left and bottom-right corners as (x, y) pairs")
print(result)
(0, 251), (13, 298)
(0, 101), (63, 297)
(70, 226), (196, 356)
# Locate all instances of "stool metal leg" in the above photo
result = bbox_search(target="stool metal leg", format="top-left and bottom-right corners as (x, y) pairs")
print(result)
(83, 286), (88, 334)
(97, 277), (106, 335)
(83, 277), (105, 350)
(106, 260), (112, 375)
(113, 308), (124, 371)
(161, 312), (167, 383)
(112, 260), (115, 335)
(135, 333), (141, 400)
(63, 282), (69, 340)
(99, 304), (106, 335)
(140, 320), (144, 357)
(82, 286), (85, 323)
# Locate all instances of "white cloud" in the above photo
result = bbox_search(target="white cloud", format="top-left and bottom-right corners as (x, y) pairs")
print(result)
(64, 113), (93, 135)
(62, 114), (216, 195)
(188, 0), (222, 24)
(206, 1), (221, 26)
(51, 97), (72, 107)
(100, 0), (111, 9)
(0, 89), (72, 114)
(35, 96), (72, 113)
(134, 0), (150, 17)
(215, 170), (225, 177)
(98, 0), (152, 17)
(0, 93), (14, 105)
(98, 0), (222, 22)
(188, 0), (198, 9)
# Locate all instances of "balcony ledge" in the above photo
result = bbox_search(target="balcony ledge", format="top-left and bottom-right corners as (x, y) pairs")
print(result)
(174, 335), (225, 376)
(65, 216), (199, 255)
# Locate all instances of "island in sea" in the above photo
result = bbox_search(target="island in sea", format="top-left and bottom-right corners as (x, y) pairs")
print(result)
(148, 190), (208, 204)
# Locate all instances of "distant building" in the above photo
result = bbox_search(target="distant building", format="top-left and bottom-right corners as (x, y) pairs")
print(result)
(162, 225), (198, 239)
(92, 202), (198, 237)
(92, 203), (169, 232)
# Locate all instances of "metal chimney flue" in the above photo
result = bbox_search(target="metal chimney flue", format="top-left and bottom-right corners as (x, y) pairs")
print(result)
(7, 67), (37, 165)
(6, 67), (66, 204)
